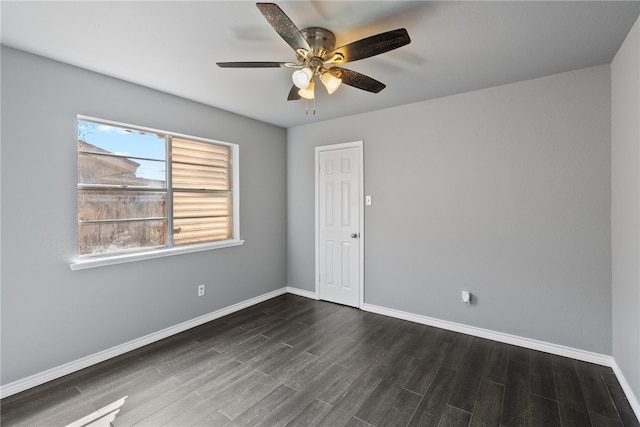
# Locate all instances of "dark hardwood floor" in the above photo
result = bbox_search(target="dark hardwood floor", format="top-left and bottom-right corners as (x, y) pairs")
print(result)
(2, 294), (638, 427)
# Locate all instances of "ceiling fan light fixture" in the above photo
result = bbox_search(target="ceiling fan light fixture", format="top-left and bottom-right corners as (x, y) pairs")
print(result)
(298, 79), (315, 99)
(292, 67), (313, 89)
(321, 71), (342, 94)
(216, 3), (412, 112)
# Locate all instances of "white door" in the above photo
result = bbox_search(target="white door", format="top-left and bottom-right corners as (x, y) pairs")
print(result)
(316, 142), (363, 308)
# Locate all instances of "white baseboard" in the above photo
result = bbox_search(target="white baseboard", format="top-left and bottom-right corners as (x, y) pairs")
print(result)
(4, 287), (638, 424)
(0, 287), (288, 399)
(306, 295), (636, 422)
(286, 286), (318, 300)
(362, 303), (612, 366)
(611, 359), (640, 422)
(361, 302), (639, 422)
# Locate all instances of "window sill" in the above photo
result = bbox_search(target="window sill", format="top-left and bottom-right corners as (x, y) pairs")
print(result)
(69, 239), (245, 271)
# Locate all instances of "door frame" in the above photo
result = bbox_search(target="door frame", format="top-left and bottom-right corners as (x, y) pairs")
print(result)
(315, 141), (364, 309)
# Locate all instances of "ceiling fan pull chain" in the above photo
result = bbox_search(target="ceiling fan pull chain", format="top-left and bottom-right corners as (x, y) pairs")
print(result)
(304, 98), (309, 116)
(313, 98), (316, 115)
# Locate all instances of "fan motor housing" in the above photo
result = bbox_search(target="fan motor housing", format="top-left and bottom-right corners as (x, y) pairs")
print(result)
(301, 27), (336, 57)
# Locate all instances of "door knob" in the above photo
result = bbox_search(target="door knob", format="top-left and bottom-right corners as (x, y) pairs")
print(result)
(351, 233), (360, 238)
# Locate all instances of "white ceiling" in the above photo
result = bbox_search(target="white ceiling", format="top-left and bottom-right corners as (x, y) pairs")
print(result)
(2, 1), (639, 128)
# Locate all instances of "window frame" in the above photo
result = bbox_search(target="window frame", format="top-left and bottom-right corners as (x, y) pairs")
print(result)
(70, 115), (243, 270)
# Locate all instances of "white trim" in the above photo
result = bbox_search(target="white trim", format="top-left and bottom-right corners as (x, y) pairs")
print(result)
(70, 239), (245, 270)
(5, 287), (638, 423)
(77, 114), (237, 149)
(315, 141), (365, 309)
(362, 303), (613, 367)
(293, 291), (638, 422)
(231, 143), (241, 240)
(0, 287), (287, 399)
(612, 359), (640, 422)
(286, 286), (319, 300)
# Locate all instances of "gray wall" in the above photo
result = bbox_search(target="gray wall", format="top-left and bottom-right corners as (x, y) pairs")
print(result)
(0, 47), (287, 385)
(612, 16), (640, 403)
(288, 65), (612, 354)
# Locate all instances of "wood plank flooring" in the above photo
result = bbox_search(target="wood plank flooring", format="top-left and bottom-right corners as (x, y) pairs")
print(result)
(2, 294), (638, 427)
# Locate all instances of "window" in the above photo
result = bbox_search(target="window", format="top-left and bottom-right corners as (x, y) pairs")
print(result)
(75, 116), (240, 265)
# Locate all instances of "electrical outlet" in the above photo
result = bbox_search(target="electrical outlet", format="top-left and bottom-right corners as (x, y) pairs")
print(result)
(461, 290), (471, 303)
(198, 284), (205, 297)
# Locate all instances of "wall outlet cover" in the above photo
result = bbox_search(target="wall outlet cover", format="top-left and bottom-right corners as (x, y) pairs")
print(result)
(461, 290), (471, 303)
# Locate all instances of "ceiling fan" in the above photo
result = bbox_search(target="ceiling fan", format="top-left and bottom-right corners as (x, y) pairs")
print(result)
(217, 3), (411, 105)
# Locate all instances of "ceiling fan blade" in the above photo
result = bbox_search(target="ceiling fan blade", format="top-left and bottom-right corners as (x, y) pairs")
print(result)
(287, 85), (301, 101)
(328, 67), (386, 93)
(325, 28), (411, 64)
(256, 3), (311, 53)
(217, 61), (296, 68)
